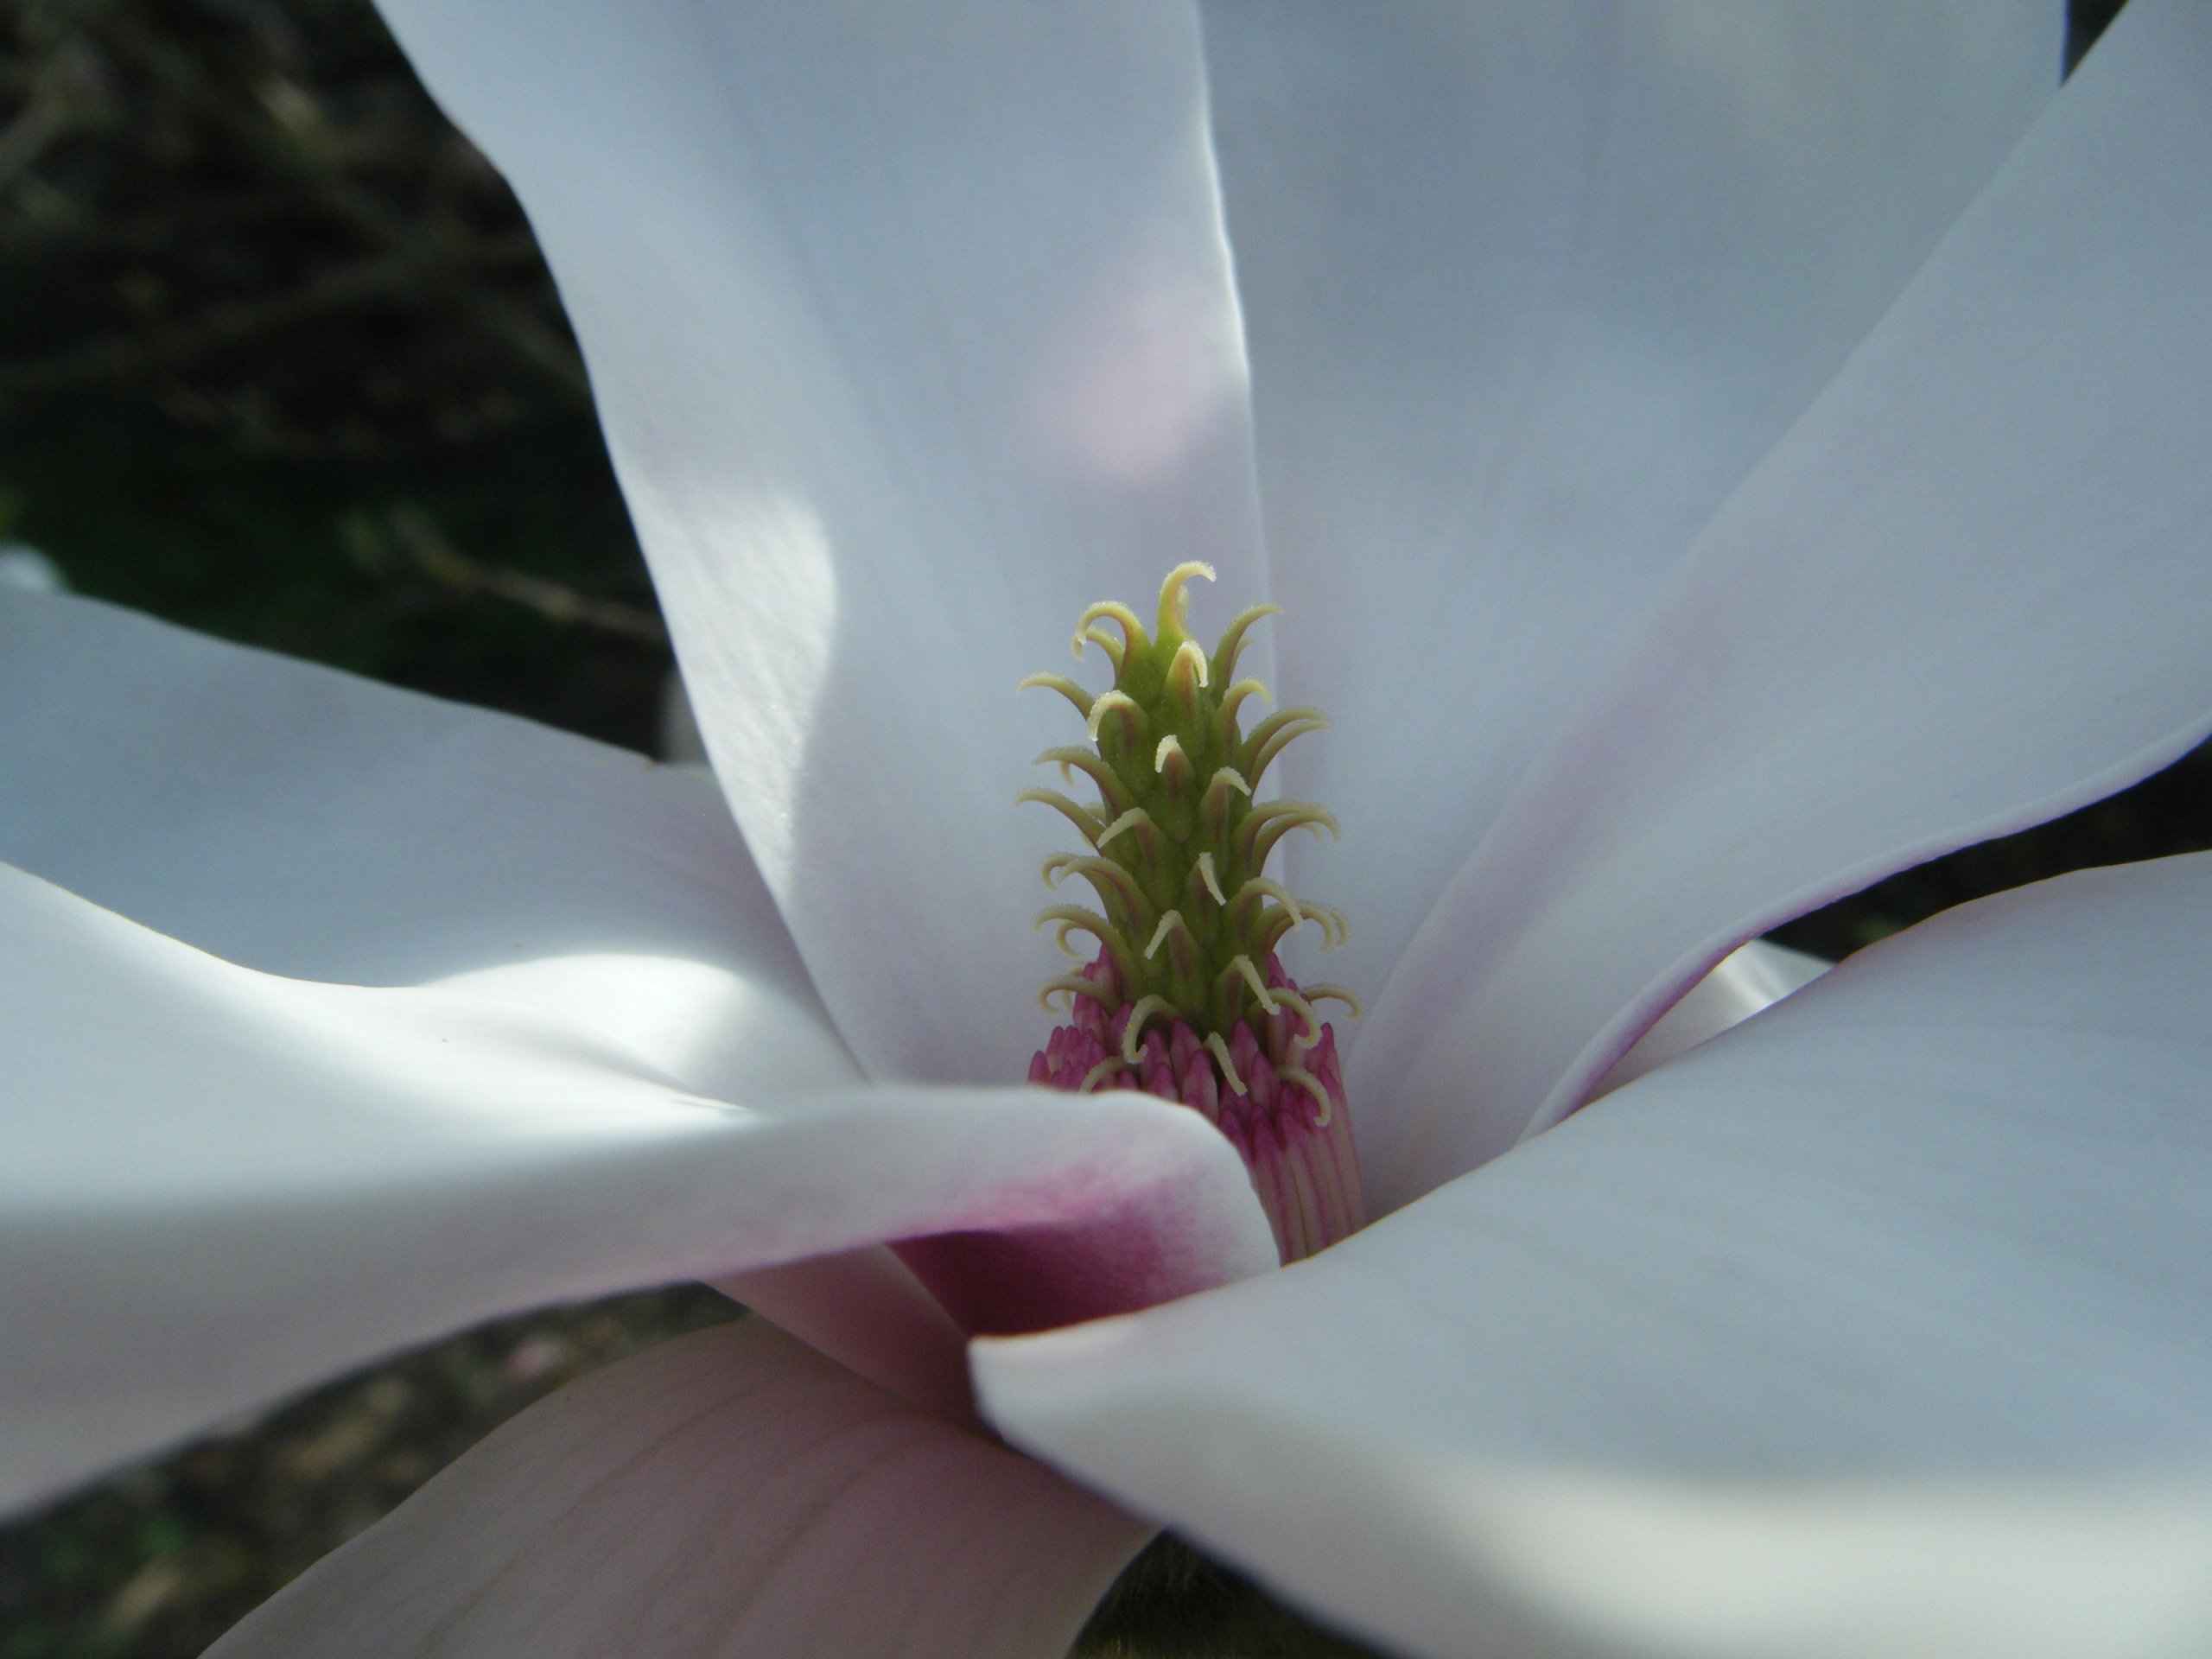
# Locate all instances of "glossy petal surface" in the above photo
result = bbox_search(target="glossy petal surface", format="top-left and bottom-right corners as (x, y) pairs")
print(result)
(0, 867), (1271, 1516)
(1361, 0), (2212, 1199)
(0, 591), (855, 1102)
(376, 0), (1268, 1083)
(981, 853), (2212, 1659)
(1201, 0), (2056, 1000)
(211, 1321), (1147, 1659)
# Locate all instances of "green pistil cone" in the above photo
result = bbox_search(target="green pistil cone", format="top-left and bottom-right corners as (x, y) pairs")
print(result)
(1020, 563), (1345, 1046)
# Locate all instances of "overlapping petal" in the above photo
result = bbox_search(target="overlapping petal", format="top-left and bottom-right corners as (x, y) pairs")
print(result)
(980, 852), (2212, 1659)
(1199, 0), (2056, 999)
(1361, 0), (2212, 1200)
(0, 590), (854, 1102)
(0, 865), (1272, 1516)
(210, 1320), (1147, 1659)
(374, 0), (1270, 1084)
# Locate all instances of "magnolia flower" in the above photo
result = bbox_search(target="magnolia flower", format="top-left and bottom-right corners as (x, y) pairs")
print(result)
(7, 2), (2212, 1655)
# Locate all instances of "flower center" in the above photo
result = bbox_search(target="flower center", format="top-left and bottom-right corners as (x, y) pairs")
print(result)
(1021, 563), (1367, 1262)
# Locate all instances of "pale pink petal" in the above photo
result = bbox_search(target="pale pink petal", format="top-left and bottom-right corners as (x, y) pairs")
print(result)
(1201, 1), (2056, 1001)
(1592, 938), (1827, 1096)
(372, 0), (1268, 1083)
(0, 590), (855, 1103)
(981, 853), (2212, 1659)
(1360, 0), (2212, 1202)
(0, 866), (1271, 1515)
(716, 1248), (972, 1421)
(211, 1320), (1147, 1659)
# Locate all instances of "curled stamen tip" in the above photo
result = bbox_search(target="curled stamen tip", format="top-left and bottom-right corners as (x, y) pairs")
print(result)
(1096, 806), (1155, 850)
(1077, 1058), (1128, 1094)
(1085, 690), (1141, 744)
(1120, 993), (1173, 1064)
(1220, 953), (1280, 1014)
(1205, 1032), (1247, 1096)
(1221, 677), (1274, 714)
(1195, 851), (1228, 906)
(1154, 734), (1185, 773)
(1278, 1064), (1332, 1127)
(1306, 983), (1363, 1019)
(1144, 910), (1189, 960)
(1017, 671), (1095, 712)
(1168, 638), (1211, 690)
(1156, 561), (1217, 631)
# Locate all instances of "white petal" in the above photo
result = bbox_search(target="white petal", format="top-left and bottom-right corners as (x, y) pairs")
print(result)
(0, 866), (1272, 1515)
(1361, 0), (2212, 1201)
(1592, 938), (1827, 1097)
(373, 0), (1268, 1082)
(1200, 1), (2056, 1001)
(0, 590), (855, 1103)
(211, 1320), (1147, 1659)
(979, 853), (2212, 1659)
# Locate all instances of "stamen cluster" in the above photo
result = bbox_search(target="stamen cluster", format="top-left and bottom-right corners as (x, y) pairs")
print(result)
(1021, 564), (1365, 1260)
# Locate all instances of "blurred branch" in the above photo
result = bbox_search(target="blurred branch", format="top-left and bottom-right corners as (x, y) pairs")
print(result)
(0, 36), (105, 192)
(357, 504), (666, 644)
(97, 13), (591, 400)
(0, 230), (541, 403)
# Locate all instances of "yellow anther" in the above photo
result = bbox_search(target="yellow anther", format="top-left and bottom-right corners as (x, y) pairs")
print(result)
(1205, 1032), (1247, 1096)
(1278, 1063), (1332, 1127)
(1078, 1057), (1129, 1094)
(1155, 562), (1217, 636)
(1120, 993), (1173, 1064)
(1017, 671), (1094, 718)
(1194, 851), (1228, 906)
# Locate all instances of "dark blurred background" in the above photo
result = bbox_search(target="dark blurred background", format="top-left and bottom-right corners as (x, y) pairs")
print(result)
(0, 0), (2190, 1656)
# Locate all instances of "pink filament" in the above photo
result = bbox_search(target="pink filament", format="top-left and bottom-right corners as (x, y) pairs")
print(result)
(1030, 951), (1367, 1262)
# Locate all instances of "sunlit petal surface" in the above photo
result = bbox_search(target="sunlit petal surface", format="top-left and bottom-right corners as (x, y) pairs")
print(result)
(374, 0), (1270, 1083)
(210, 1321), (1147, 1659)
(1201, 0), (2056, 1003)
(0, 866), (1270, 1516)
(981, 852), (2212, 1659)
(0, 590), (855, 1101)
(1362, 0), (2212, 1201)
